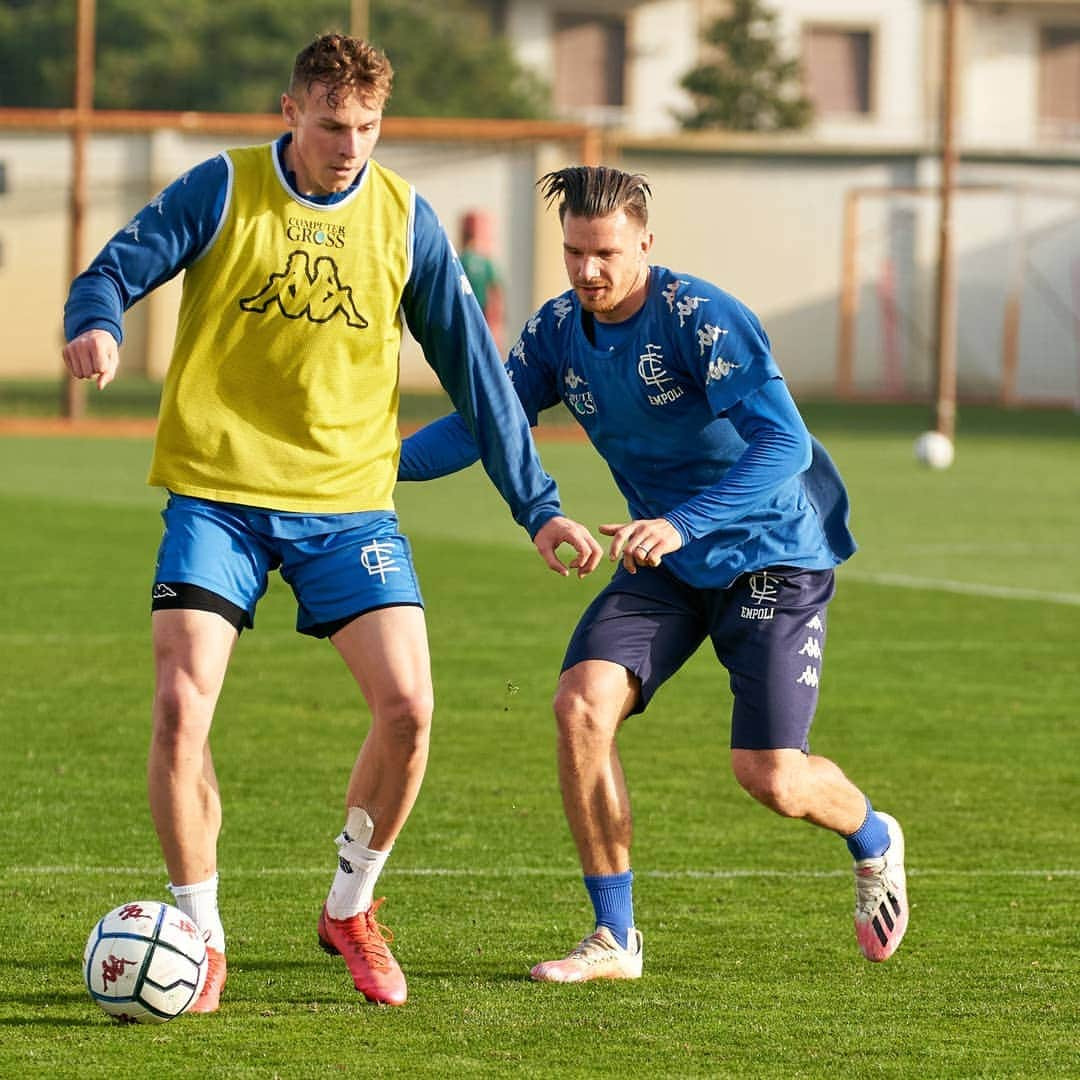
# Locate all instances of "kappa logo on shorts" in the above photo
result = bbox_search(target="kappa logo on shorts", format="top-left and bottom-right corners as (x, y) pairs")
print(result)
(152, 583), (178, 599)
(796, 612), (824, 686)
(360, 540), (400, 585)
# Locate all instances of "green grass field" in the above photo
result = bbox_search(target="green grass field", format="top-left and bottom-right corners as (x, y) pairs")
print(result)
(1, 403), (1077, 1078)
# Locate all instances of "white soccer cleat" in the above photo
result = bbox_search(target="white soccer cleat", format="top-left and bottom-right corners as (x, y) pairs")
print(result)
(530, 927), (644, 983)
(853, 812), (908, 962)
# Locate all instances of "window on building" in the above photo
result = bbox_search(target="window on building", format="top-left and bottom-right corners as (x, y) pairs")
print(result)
(1039, 26), (1080, 136)
(552, 13), (626, 114)
(802, 26), (874, 116)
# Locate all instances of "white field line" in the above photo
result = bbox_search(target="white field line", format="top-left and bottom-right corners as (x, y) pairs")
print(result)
(6, 865), (1077, 880)
(844, 570), (1080, 607)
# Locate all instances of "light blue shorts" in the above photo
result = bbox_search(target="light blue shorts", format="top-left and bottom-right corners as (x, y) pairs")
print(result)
(152, 493), (423, 638)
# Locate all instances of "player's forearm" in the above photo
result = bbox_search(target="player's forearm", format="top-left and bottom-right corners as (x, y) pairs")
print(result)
(664, 379), (811, 542)
(64, 271), (126, 344)
(398, 412), (480, 480)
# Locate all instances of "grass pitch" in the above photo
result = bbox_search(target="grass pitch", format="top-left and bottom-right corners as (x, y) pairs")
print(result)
(1, 403), (1077, 1078)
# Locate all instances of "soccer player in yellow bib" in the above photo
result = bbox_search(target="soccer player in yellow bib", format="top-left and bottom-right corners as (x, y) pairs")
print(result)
(62, 33), (602, 1009)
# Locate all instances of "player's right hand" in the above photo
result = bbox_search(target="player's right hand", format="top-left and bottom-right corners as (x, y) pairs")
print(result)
(533, 515), (603, 579)
(62, 328), (120, 389)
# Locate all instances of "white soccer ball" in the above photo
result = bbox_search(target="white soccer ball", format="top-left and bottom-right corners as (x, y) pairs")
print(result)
(83, 900), (207, 1024)
(913, 430), (954, 470)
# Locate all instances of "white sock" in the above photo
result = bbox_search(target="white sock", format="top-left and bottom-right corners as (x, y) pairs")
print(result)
(326, 807), (391, 919)
(169, 873), (225, 953)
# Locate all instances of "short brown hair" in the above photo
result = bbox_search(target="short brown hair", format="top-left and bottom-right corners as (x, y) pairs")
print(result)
(537, 166), (651, 227)
(289, 32), (394, 109)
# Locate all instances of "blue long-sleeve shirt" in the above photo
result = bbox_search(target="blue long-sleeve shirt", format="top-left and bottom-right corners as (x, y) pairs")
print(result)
(64, 135), (563, 537)
(400, 267), (856, 589)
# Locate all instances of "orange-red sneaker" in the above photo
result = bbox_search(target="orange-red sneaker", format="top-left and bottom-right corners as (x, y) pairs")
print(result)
(188, 947), (226, 1014)
(318, 898), (407, 1006)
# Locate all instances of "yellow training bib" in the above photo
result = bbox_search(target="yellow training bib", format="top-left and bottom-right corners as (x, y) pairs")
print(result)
(149, 144), (413, 512)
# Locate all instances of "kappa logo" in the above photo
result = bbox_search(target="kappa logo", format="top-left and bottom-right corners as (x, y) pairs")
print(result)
(806, 613), (824, 632)
(460, 272), (474, 296)
(675, 293), (709, 327)
(510, 338), (527, 366)
(661, 280), (709, 326)
(240, 251), (368, 328)
(564, 365), (595, 414)
(152, 583), (177, 599)
(706, 355), (740, 383)
(177, 917), (200, 939)
(798, 636), (822, 660)
(100, 955), (138, 988)
(360, 540), (400, 585)
(661, 279), (691, 311)
(552, 297), (574, 328)
(796, 666), (820, 688)
(526, 312), (542, 336)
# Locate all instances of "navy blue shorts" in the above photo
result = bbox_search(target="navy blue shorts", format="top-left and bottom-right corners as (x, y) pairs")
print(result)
(561, 564), (836, 751)
(152, 494), (423, 638)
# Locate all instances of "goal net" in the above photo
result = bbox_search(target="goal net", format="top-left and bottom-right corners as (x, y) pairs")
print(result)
(838, 183), (1080, 408)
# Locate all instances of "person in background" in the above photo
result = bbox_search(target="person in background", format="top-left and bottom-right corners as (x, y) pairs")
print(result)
(61, 34), (601, 1011)
(399, 165), (908, 983)
(459, 209), (505, 348)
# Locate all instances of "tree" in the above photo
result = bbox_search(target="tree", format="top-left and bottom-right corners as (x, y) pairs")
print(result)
(677, 0), (812, 133)
(0, 0), (550, 119)
(370, 1), (549, 119)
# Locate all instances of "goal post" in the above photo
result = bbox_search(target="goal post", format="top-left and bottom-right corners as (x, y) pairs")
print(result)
(837, 182), (1080, 410)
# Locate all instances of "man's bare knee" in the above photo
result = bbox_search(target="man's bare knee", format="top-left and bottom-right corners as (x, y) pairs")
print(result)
(374, 692), (433, 751)
(552, 682), (620, 749)
(153, 673), (217, 746)
(732, 754), (808, 818)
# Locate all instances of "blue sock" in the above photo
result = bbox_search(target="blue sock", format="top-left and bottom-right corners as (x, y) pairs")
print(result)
(584, 870), (635, 949)
(845, 797), (891, 860)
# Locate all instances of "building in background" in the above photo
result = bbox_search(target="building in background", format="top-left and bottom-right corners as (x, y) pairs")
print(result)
(480, 0), (1080, 151)
(2, 1), (1079, 404)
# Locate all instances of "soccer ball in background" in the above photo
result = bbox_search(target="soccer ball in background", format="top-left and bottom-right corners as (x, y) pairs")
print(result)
(913, 430), (955, 470)
(84, 901), (207, 1023)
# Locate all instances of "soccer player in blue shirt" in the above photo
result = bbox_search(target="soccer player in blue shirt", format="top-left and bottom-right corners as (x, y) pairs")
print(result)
(400, 166), (909, 980)
(62, 35), (601, 1010)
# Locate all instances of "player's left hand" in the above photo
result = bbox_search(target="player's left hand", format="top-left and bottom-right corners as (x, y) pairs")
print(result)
(600, 518), (683, 575)
(533, 515), (603, 578)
